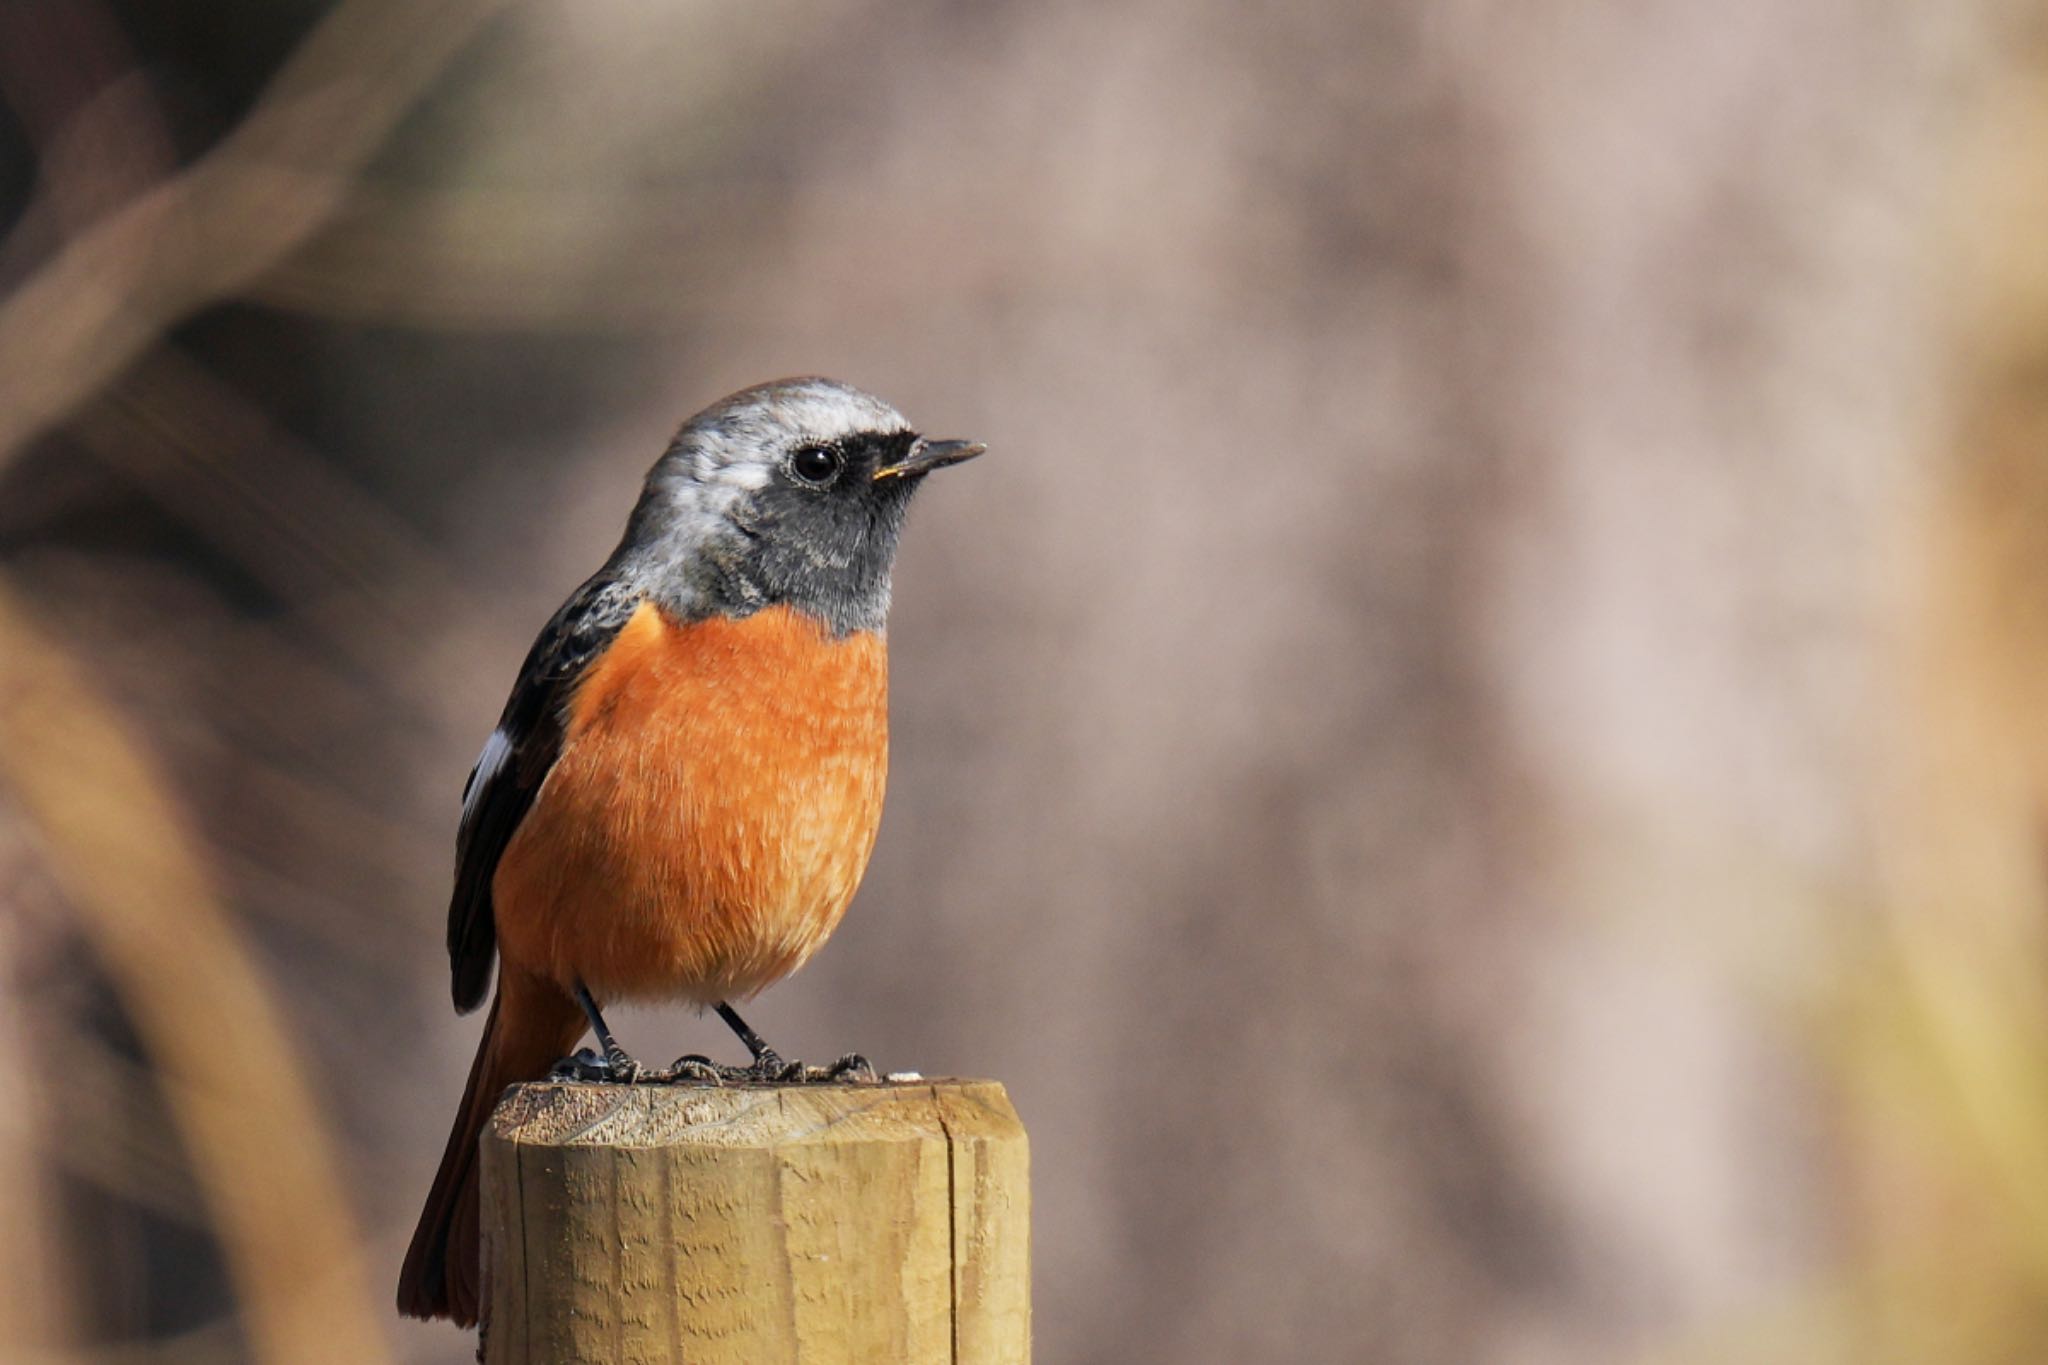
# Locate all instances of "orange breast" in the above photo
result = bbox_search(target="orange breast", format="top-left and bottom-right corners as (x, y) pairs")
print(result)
(491, 601), (889, 1005)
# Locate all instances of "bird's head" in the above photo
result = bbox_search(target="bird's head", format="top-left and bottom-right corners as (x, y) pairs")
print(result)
(617, 377), (984, 634)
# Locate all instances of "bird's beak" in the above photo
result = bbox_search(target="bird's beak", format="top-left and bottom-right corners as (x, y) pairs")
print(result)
(873, 438), (987, 481)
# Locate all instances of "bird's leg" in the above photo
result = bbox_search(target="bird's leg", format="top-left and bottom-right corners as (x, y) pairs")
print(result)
(576, 982), (637, 1071)
(551, 982), (642, 1082)
(715, 1001), (796, 1079)
(655, 1003), (881, 1084)
(651, 1004), (777, 1084)
(707, 1002), (877, 1083)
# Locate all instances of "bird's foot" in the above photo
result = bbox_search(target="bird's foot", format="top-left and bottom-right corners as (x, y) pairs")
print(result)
(657, 1053), (742, 1084)
(750, 1049), (880, 1083)
(551, 1045), (643, 1083)
(812, 1052), (880, 1082)
(651, 1050), (880, 1085)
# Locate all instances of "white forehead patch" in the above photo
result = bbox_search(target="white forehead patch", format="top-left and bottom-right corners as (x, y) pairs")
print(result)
(751, 380), (909, 442)
(685, 378), (910, 481)
(630, 378), (915, 575)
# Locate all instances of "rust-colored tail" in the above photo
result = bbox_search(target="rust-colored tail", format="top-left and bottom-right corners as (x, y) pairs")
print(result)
(397, 965), (583, 1325)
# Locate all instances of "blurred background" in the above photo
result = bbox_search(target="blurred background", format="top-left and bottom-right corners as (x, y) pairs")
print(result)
(2, 1), (2046, 1361)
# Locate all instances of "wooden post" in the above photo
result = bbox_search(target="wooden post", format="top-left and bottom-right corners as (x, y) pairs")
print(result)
(478, 1078), (1029, 1363)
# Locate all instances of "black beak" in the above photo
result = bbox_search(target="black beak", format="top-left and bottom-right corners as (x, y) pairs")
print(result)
(873, 437), (987, 481)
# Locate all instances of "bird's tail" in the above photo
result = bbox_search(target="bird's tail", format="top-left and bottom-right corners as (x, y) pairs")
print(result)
(396, 964), (584, 1325)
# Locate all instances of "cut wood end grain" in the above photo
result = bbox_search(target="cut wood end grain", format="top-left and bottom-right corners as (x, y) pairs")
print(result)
(480, 1077), (1029, 1364)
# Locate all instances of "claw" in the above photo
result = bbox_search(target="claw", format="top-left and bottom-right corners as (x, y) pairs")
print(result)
(754, 1052), (881, 1084)
(661, 1054), (729, 1085)
(634, 1048), (887, 1086)
(821, 1053), (877, 1081)
(551, 1046), (642, 1084)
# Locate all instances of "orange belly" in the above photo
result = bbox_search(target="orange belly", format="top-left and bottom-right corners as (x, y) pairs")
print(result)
(491, 601), (888, 1005)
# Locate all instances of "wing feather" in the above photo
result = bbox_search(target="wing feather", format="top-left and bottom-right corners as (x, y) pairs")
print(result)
(446, 572), (643, 1011)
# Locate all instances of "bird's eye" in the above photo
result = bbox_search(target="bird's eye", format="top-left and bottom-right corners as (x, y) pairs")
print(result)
(789, 444), (843, 486)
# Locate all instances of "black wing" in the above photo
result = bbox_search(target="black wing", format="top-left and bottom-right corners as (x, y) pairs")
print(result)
(447, 572), (644, 1012)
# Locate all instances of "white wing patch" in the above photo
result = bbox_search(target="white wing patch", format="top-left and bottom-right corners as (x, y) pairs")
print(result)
(461, 727), (513, 828)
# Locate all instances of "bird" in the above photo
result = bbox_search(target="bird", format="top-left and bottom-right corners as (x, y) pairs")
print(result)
(395, 376), (984, 1326)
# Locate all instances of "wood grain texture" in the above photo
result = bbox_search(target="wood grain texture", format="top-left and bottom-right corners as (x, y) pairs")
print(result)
(479, 1079), (1028, 1364)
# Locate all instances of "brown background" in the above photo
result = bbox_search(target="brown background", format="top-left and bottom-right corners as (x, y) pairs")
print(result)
(3, 3), (2047, 1363)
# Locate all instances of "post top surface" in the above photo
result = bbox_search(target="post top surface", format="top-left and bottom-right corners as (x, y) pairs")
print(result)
(487, 1077), (1024, 1149)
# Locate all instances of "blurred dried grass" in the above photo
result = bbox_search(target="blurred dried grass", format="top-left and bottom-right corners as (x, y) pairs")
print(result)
(0, 586), (384, 1363)
(1827, 16), (2048, 1361)
(0, 0), (506, 1359)
(1, 2), (2047, 1364)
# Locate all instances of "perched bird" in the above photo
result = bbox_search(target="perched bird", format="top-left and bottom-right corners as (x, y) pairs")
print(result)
(396, 377), (984, 1326)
